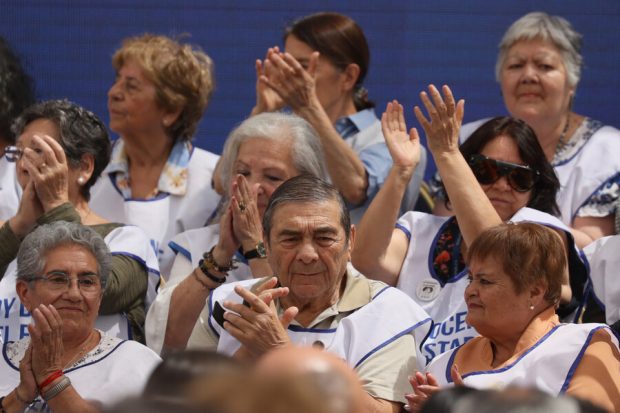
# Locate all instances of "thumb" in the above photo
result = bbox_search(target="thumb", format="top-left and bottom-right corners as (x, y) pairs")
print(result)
(409, 127), (420, 143)
(451, 364), (465, 386)
(280, 306), (299, 328)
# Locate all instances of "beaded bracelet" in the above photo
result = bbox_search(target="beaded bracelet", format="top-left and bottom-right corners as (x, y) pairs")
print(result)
(198, 259), (227, 284)
(43, 376), (71, 401)
(202, 246), (237, 273)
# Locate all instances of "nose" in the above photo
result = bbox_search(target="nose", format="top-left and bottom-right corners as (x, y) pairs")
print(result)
(63, 279), (83, 301)
(464, 281), (477, 300)
(520, 63), (538, 83)
(492, 175), (512, 192)
(108, 80), (123, 101)
(296, 240), (319, 264)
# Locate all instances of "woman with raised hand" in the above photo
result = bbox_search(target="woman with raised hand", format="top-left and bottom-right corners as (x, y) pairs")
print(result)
(352, 85), (586, 364)
(145, 112), (328, 355)
(249, 12), (426, 223)
(0, 100), (158, 343)
(434, 12), (620, 247)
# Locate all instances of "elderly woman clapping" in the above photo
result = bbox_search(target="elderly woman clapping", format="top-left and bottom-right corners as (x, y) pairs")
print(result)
(0, 100), (158, 343)
(407, 223), (620, 413)
(0, 221), (160, 413)
(145, 112), (328, 354)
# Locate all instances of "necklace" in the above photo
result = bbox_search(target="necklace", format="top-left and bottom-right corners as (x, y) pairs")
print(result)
(62, 330), (98, 370)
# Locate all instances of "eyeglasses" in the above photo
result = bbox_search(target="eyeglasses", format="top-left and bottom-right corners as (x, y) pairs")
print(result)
(468, 154), (540, 193)
(4, 146), (23, 162)
(29, 272), (102, 295)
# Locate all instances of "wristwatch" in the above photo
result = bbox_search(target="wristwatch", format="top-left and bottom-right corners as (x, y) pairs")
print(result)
(243, 241), (267, 260)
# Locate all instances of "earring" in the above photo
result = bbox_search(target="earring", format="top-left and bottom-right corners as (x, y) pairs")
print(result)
(529, 304), (535, 311)
(77, 176), (85, 185)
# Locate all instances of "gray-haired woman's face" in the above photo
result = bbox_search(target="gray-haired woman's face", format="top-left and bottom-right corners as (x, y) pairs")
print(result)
(17, 244), (103, 340)
(233, 137), (300, 217)
(499, 38), (574, 128)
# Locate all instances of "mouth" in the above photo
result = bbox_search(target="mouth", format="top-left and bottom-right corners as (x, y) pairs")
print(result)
(57, 307), (84, 312)
(466, 302), (483, 310)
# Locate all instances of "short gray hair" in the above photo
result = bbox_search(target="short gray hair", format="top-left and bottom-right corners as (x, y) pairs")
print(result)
(17, 221), (111, 289)
(219, 112), (328, 197)
(263, 175), (351, 244)
(496, 12), (583, 88)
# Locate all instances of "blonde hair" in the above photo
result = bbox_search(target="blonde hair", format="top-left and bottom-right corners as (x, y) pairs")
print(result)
(112, 33), (215, 141)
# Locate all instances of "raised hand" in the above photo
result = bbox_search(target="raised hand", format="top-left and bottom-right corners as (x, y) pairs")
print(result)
(259, 50), (320, 113)
(230, 175), (263, 254)
(9, 179), (44, 237)
(413, 84), (464, 157)
(381, 100), (421, 174)
(21, 134), (69, 212)
(28, 304), (65, 385)
(251, 47), (286, 115)
(17, 345), (38, 402)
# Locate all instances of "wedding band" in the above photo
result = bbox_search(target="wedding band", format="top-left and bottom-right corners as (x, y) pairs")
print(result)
(238, 202), (247, 212)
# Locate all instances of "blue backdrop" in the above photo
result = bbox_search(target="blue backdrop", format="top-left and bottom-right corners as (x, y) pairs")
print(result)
(2, 1), (619, 178)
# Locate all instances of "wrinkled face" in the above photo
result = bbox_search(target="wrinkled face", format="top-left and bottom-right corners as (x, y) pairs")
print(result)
(478, 135), (533, 221)
(108, 59), (169, 138)
(284, 35), (349, 117)
(233, 137), (300, 217)
(266, 200), (353, 305)
(464, 256), (533, 339)
(17, 244), (102, 339)
(500, 38), (574, 125)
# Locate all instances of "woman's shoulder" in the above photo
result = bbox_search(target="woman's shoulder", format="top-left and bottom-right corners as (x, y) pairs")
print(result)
(189, 146), (220, 167)
(169, 223), (219, 258)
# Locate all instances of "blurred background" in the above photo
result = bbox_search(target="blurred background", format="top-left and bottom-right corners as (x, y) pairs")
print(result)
(2, 0), (619, 178)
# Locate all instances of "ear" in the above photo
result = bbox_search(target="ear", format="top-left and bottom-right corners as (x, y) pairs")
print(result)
(528, 281), (547, 308)
(162, 107), (183, 128)
(346, 225), (356, 259)
(79, 153), (96, 182)
(341, 63), (361, 93)
(16, 280), (33, 312)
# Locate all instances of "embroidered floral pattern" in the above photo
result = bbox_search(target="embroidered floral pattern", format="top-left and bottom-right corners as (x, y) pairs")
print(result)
(432, 218), (465, 283)
(107, 139), (192, 199)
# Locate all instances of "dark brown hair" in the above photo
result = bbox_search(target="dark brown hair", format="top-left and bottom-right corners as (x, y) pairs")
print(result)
(285, 12), (374, 110)
(466, 222), (565, 306)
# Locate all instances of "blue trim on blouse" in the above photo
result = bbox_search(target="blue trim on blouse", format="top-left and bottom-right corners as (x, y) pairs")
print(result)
(354, 317), (432, 369)
(287, 324), (338, 333)
(560, 325), (607, 393)
(444, 324), (563, 383)
(395, 223), (411, 240)
(169, 241), (192, 262)
(571, 171), (620, 222)
(371, 285), (391, 300)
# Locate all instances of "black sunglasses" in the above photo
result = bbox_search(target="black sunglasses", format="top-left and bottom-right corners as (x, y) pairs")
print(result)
(468, 154), (540, 193)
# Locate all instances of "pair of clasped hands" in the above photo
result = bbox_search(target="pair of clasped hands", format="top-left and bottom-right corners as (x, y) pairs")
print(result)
(10, 135), (70, 236)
